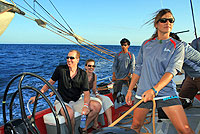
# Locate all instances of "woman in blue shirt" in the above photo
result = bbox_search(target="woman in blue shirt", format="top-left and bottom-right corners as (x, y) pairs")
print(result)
(125, 9), (194, 134)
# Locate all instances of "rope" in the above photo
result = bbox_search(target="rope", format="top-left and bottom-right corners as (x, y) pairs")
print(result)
(97, 81), (113, 91)
(109, 98), (144, 127)
(8, 0), (117, 63)
(109, 98), (157, 134)
(97, 78), (132, 91)
(21, 0), (73, 37)
(10, 0), (15, 5)
(152, 99), (156, 134)
(85, 38), (116, 55)
(81, 41), (115, 58)
(11, 0), (117, 62)
(43, 27), (113, 62)
(34, 0), (73, 35)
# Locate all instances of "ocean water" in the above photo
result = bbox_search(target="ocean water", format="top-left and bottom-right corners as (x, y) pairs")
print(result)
(0, 44), (140, 126)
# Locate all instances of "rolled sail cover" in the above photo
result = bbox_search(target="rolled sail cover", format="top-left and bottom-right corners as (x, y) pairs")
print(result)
(0, 0), (15, 36)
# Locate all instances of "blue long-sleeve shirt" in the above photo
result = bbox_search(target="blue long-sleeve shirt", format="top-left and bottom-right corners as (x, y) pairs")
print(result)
(135, 38), (184, 99)
(183, 41), (200, 78)
(112, 51), (135, 79)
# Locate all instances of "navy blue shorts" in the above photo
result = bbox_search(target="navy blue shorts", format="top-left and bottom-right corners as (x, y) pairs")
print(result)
(134, 97), (181, 109)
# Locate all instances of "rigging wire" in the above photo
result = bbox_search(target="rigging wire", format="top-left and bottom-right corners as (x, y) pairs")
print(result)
(12, 1), (114, 59)
(11, 0), (73, 37)
(7, 0), (117, 62)
(11, 1), (64, 35)
(81, 41), (115, 57)
(30, 0), (115, 58)
(33, 0), (73, 35)
(22, 0), (70, 34)
(85, 39), (116, 55)
(33, 0), (35, 15)
(10, 0), (15, 5)
(32, 0), (116, 56)
(189, 0), (199, 50)
(44, 26), (113, 62)
(47, 0), (74, 33)
(17, 0), (75, 37)
(189, 0), (198, 39)
(11, 0), (39, 18)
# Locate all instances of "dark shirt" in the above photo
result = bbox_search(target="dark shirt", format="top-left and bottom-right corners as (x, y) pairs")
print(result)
(88, 72), (95, 90)
(51, 65), (89, 103)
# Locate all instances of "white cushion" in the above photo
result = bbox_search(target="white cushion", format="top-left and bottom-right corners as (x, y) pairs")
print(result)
(43, 113), (65, 126)
(43, 112), (82, 126)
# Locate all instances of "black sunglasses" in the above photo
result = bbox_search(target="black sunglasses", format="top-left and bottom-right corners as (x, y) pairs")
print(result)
(157, 18), (175, 23)
(66, 56), (75, 59)
(121, 44), (129, 46)
(87, 65), (96, 68)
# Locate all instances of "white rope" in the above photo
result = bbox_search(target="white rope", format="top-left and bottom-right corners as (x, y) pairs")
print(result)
(179, 97), (192, 103)
(97, 76), (112, 82)
(27, 99), (32, 115)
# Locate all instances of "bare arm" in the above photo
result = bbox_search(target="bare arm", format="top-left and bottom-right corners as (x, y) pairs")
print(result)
(91, 74), (102, 100)
(128, 73), (140, 92)
(91, 74), (97, 94)
(112, 72), (116, 81)
(123, 72), (132, 81)
(82, 90), (90, 115)
(30, 79), (56, 104)
(41, 79), (56, 93)
(83, 91), (90, 104)
(125, 73), (140, 105)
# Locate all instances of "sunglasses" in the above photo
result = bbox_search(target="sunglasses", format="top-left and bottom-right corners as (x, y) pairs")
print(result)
(121, 44), (129, 46)
(87, 65), (96, 68)
(157, 18), (175, 23)
(66, 56), (75, 59)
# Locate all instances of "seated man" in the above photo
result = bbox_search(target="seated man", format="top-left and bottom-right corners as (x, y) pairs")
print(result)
(30, 50), (101, 134)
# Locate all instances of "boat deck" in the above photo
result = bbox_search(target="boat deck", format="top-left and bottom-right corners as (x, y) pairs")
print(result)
(99, 94), (200, 134)
(0, 93), (199, 134)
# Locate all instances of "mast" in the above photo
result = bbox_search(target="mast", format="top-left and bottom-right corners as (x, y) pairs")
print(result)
(189, 0), (199, 48)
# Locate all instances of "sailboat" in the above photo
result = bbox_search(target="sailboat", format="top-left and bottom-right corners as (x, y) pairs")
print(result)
(0, 0), (200, 134)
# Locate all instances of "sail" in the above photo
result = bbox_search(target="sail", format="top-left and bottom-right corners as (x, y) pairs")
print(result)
(0, 0), (15, 36)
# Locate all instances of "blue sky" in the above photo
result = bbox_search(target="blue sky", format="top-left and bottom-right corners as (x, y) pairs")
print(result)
(1, 0), (200, 45)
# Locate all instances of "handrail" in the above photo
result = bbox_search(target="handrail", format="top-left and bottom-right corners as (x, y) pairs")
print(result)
(97, 76), (112, 82)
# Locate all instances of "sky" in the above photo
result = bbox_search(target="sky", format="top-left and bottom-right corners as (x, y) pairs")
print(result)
(1, 0), (200, 46)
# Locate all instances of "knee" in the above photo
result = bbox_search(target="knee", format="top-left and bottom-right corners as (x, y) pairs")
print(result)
(68, 109), (74, 119)
(61, 108), (74, 119)
(131, 120), (143, 130)
(90, 101), (101, 112)
(177, 125), (194, 134)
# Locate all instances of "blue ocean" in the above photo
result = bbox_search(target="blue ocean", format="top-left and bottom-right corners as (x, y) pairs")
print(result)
(0, 44), (140, 126)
